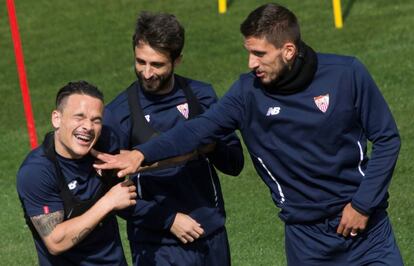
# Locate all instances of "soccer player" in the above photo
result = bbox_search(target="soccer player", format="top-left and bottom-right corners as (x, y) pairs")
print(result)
(94, 3), (404, 265)
(17, 81), (137, 266)
(101, 12), (244, 265)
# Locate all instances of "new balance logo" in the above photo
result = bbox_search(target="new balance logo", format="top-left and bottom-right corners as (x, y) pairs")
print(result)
(266, 107), (281, 116)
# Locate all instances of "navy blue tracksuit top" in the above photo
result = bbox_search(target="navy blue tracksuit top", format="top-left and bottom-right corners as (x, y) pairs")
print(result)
(138, 54), (401, 224)
(103, 77), (243, 244)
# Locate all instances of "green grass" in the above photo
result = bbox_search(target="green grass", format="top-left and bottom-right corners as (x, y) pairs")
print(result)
(1, 0), (413, 265)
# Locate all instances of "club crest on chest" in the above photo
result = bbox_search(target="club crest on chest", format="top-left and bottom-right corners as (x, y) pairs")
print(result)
(176, 102), (189, 119)
(314, 94), (329, 113)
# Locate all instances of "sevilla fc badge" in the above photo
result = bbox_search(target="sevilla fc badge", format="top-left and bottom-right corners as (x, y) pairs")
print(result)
(314, 94), (329, 113)
(176, 103), (189, 119)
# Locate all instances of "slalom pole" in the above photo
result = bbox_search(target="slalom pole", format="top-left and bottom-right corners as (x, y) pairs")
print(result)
(7, 0), (38, 149)
(333, 0), (343, 29)
(218, 0), (227, 14)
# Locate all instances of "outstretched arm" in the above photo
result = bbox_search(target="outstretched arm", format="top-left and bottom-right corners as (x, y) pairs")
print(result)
(93, 83), (246, 177)
(31, 180), (136, 255)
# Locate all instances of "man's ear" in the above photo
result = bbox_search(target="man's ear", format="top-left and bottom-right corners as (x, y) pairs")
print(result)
(51, 110), (61, 129)
(282, 42), (297, 63)
(173, 54), (183, 68)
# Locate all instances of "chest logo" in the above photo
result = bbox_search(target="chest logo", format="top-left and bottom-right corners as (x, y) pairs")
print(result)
(266, 106), (281, 116)
(144, 114), (150, 122)
(314, 94), (329, 113)
(176, 102), (189, 119)
(68, 180), (78, 190)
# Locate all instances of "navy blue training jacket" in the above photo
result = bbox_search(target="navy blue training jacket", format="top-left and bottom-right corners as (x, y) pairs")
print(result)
(138, 54), (401, 224)
(104, 76), (244, 244)
(16, 134), (127, 266)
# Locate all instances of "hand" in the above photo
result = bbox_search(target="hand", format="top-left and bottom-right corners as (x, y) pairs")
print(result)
(91, 149), (144, 178)
(170, 213), (204, 244)
(337, 203), (369, 237)
(104, 179), (137, 211)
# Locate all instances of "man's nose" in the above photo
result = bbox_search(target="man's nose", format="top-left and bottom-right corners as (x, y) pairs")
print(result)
(142, 65), (154, 79)
(248, 54), (259, 70)
(82, 119), (93, 130)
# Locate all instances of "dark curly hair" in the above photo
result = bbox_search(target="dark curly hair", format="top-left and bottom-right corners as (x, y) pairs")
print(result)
(132, 11), (185, 61)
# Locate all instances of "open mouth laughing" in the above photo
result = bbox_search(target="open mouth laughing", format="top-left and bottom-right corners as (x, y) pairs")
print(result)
(74, 132), (94, 145)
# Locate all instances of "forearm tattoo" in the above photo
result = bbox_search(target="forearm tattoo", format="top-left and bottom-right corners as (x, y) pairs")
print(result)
(31, 210), (64, 237)
(71, 227), (92, 245)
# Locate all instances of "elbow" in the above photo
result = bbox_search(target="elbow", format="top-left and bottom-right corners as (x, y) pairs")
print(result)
(44, 232), (68, 256)
(46, 244), (65, 256)
(396, 134), (401, 151)
(232, 151), (245, 176)
(389, 132), (401, 155)
(225, 156), (245, 176)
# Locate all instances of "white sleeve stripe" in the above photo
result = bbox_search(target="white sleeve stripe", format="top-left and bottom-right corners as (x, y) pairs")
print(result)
(257, 156), (285, 204)
(357, 141), (366, 177)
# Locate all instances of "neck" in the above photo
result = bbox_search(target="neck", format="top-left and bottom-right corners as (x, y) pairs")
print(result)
(154, 75), (175, 95)
(263, 41), (317, 95)
(53, 132), (82, 159)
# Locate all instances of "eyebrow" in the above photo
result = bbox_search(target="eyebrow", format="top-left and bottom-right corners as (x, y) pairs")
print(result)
(135, 56), (166, 65)
(73, 112), (85, 117)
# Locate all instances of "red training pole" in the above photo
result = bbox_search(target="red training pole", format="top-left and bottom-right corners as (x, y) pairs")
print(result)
(7, 0), (38, 149)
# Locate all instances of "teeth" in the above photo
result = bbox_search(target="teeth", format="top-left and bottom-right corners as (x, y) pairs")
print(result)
(75, 134), (92, 142)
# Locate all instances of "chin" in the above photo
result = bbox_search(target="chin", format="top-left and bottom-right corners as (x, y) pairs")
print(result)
(259, 78), (272, 85)
(71, 142), (95, 158)
(71, 148), (90, 158)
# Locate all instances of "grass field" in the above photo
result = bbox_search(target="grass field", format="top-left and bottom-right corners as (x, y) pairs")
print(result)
(1, 0), (413, 265)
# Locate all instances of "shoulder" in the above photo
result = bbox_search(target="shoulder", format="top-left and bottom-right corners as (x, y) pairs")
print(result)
(18, 146), (53, 176)
(316, 53), (371, 79)
(105, 82), (134, 117)
(180, 76), (217, 99)
(316, 53), (361, 68)
(226, 72), (256, 94)
(16, 146), (57, 194)
(238, 72), (256, 84)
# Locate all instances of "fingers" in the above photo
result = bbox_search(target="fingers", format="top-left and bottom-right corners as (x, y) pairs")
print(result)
(336, 222), (344, 235)
(93, 161), (117, 171)
(117, 168), (131, 178)
(170, 213), (204, 244)
(91, 149), (113, 161)
(129, 185), (137, 192)
(194, 225), (204, 236)
(337, 218), (361, 238)
(121, 179), (135, 187)
(342, 226), (351, 237)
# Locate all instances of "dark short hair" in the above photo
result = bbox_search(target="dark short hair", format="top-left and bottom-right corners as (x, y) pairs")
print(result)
(132, 11), (185, 61)
(240, 3), (301, 48)
(56, 81), (104, 110)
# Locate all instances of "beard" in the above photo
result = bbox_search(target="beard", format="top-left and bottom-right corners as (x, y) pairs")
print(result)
(136, 68), (174, 94)
(261, 57), (290, 89)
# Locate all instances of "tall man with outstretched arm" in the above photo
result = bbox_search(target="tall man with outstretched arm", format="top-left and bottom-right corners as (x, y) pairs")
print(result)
(95, 3), (403, 265)
(17, 81), (137, 266)
(102, 12), (243, 266)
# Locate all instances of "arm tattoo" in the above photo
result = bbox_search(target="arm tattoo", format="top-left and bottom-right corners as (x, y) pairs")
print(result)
(31, 210), (64, 237)
(71, 227), (92, 245)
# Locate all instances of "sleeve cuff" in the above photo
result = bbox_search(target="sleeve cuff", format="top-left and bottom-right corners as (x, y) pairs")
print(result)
(351, 200), (371, 216)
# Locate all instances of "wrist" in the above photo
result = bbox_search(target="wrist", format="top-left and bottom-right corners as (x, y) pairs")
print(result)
(133, 149), (144, 167)
(98, 194), (115, 214)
